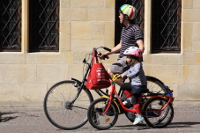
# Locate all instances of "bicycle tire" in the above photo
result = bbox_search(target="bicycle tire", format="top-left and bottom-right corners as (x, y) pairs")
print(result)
(43, 80), (93, 130)
(146, 76), (168, 94)
(143, 97), (174, 128)
(88, 98), (118, 130)
(125, 76), (168, 123)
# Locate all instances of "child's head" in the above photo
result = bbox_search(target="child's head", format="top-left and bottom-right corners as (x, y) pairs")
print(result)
(123, 46), (143, 65)
(119, 4), (137, 24)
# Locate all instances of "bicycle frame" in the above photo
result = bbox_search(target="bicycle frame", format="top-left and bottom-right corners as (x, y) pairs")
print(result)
(102, 81), (174, 116)
(69, 47), (111, 105)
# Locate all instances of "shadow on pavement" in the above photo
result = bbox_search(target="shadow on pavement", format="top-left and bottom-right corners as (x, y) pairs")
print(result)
(169, 122), (200, 128)
(115, 121), (200, 130)
(0, 112), (18, 122)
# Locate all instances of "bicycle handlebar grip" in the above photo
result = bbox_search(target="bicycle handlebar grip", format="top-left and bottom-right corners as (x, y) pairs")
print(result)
(103, 47), (111, 52)
(122, 76), (127, 82)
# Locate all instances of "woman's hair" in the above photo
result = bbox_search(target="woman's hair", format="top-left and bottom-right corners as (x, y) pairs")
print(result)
(119, 10), (135, 24)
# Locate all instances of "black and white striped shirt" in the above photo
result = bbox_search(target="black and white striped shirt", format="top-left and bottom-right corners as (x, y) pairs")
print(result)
(119, 24), (143, 58)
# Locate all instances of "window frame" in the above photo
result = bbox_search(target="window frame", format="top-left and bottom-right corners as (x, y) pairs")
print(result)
(28, 0), (59, 52)
(0, 0), (22, 52)
(151, 0), (182, 53)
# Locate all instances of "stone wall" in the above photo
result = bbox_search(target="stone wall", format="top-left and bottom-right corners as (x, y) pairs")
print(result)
(0, 0), (199, 107)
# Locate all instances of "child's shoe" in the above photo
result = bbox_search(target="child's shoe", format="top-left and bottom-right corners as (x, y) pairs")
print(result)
(133, 114), (144, 125)
(122, 98), (132, 105)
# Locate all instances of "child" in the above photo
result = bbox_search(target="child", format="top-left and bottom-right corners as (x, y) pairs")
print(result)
(120, 46), (147, 125)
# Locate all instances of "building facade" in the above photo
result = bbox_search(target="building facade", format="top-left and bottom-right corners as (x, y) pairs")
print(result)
(0, 0), (199, 106)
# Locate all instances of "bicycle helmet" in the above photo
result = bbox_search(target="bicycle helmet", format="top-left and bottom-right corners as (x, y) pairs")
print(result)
(120, 4), (137, 20)
(123, 46), (142, 58)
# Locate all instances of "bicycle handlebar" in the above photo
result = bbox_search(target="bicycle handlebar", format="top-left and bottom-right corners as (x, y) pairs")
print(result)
(103, 47), (111, 52)
(94, 46), (111, 59)
(94, 46), (111, 52)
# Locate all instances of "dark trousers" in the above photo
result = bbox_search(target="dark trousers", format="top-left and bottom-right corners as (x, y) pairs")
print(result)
(120, 83), (147, 105)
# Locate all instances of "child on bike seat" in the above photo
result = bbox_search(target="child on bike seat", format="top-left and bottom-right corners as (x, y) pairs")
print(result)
(120, 46), (147, 125)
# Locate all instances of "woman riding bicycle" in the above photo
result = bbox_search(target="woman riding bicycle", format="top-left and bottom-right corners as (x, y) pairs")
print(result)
(100, 4), (145, 92)
(120, 46), (147, 125)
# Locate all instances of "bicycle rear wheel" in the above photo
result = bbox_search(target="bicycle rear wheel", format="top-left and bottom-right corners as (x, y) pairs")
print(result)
(146, 76), (168, 94)
(44, 80), (93, 130)
(125, 77), (168, 123)
(88, 98), (118, 130)
(143, 97), (174, 128)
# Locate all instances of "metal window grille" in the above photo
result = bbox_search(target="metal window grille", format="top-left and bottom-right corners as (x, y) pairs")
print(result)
(29, 0), (59, 52)
(152, 0), (181, 53)
(0, 0), (21, 52)
(115, 0), (144, 46)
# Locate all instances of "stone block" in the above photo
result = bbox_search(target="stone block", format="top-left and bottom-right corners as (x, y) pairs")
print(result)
(106, 0), (115, 8)
(72, 51), (90, 64)
(182, 23), (192, 51)
(182, 9), (200, 22)
(88, 9), (114, 21)
(91, 22), (105, 39)
(71, 39), (104, 51)
(60, 8), (87, 21)
(178, 84), (200, 100)
(143, 65), (182, 84)
(143, 54), (182, 65)
(182, 65), (200, 84)
(37, 64), (68, 83)
(60, 21), (70, 34)
(71, 0), (104, 8)
(196, 53), (200, 64)
(60, 0), (70, 8)
(68, 64), (85, 81)
(193, 0), (200, 9)
(71, 21), (91, 39)
(105, 22), (115, 48)
(182, 0), (193, 9)
(60, 32), (71, 52)
(20, 84), (47, 101)
(182, 52), (196, 65)
(0, 64), (36, 84)
(0, 84), (21, 101)
(0, 53), (25, 64)
(26, 52), (73, 64)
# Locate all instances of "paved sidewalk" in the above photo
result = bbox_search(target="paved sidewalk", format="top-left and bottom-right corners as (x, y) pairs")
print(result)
(0, 101), (200, 133)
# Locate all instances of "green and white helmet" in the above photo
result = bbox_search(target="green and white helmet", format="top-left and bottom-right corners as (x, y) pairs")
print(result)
(120, 4), (137, 20)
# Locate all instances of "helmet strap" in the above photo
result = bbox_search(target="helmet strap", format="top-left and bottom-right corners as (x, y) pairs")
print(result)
(122, 15), (130, 26)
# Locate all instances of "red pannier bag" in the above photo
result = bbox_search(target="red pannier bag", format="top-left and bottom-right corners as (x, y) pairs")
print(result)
(86, 50), (111, 90)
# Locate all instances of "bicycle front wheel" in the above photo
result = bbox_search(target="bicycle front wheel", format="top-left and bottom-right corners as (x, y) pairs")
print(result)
(88, 98), (118, 130)
(44, 80), (93, 130)
(143, 97), (174, 128)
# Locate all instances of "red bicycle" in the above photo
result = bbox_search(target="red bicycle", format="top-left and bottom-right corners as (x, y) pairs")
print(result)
(87, 75), (174, 130)
(43, 46), (173, 130)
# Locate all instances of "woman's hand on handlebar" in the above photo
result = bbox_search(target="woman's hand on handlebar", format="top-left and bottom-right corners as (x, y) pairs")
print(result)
(99, 52), (109, 60)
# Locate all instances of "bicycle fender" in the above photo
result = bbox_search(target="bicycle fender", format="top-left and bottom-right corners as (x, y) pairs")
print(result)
(146, 76), (165, 85)
(141, 97), (158, 110)
(101, 96), (121, 113)
(141, 96), (172, 110)
(71, 78), (82, 85)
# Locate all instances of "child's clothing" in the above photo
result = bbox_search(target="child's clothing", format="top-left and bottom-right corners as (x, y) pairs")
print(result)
(122, 62), (146, 86)
(120, 62), (147, 125)
(120, 62), (147, 105)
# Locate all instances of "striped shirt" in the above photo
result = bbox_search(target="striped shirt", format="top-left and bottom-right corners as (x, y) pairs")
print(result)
(119, 24), (143, 58)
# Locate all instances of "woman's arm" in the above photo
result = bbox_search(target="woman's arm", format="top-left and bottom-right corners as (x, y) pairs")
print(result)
(136, 39), (145, 53)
